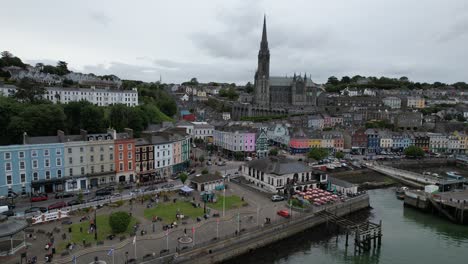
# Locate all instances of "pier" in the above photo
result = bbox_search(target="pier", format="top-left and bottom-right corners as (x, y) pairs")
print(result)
(404, 189), (468, 224)
(317, 210), (382, 253)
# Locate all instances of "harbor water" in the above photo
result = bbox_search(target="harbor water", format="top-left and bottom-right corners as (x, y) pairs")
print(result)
(226, 188), (468, 264)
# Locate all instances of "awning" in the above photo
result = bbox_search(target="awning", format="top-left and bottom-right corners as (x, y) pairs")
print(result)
(180, 186), (194, 193)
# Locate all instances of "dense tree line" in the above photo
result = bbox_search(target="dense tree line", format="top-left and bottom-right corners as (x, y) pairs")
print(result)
(325, 75), (468, 93)
(0, 97), (172, 145)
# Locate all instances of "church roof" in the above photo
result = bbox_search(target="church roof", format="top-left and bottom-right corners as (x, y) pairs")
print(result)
(269, 76), (318, 87)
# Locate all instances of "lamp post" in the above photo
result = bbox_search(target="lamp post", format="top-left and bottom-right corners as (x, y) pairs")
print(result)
(94, 206), (98, 240)
(125, 252), (128, 264)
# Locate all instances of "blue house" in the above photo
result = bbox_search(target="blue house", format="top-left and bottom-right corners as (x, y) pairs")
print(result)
(365, 129), (381, 154)
(0, 134), (65, 197)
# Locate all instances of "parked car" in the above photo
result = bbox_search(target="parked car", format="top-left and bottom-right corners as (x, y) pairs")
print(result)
(277, 210), (290, 218)
(206, 161), (212, 166)
(189, 170), (196, 175)
(48, 201), (67, 210)
(217, 161), (226, 166)
(55, 192), (74, 199)
(271, 195), (285, 202)
(31, 194), (48, 202)
(1, 210), (14, 217)
(245, 157), (253, 161)
(95, 189), (112, 196)
(67, 200), (81, 206)
(24, 207), (47, 214)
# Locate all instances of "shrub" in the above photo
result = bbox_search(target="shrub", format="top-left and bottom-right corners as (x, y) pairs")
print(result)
(109, 212), (131, 234)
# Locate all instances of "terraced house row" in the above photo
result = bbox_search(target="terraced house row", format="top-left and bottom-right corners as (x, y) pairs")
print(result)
(0, 127), (190, 197)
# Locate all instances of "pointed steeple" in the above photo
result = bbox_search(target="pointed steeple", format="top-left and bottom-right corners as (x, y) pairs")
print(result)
(260, 15), (268, 50)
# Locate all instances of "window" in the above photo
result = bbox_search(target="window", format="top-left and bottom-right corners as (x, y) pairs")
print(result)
(128, 161), (133, 170)
(119, 152), (123, 161)
(99, 154), (104, 161)
(127, 144), (132, 150)
(69, 157), (73, 164)
(6, 175), (12, 185)
(143, 153), (147, 160)
(19, 151), (25, 158)
(81, 167), (85, 175)
(136, 154), (140, 161)
(90, 166), (94, 174)
(56, 148), (61, 155)
(90, 146), (94, 152)
(101, 165), (105, 172)
(110, 164), (114, 171)
(57, 170), (62, 178)
(5, 162), (11, 171)
(128, 152), (132, 159)
(44, 149), (49, 156)
(157, 161), (160, 167)
(32, 150), (38, 157)
(33, 172), (38, 181)
(157, 152), (159, 157)
(109, 153), (114, 160)
(45, 159), (50, 167)
(163, 160), (165, 166)
(69, 168), (73, 176)
(119, 144), (123, 151)
(80, 156), (84, 163)
(45, 171), (50, 179)
(4, 152), (11, 160)
(90, 155), (94, 162)
(119, 162), (123, 171)
(80, 147), (84, 152)
(19, 161), (25, 170)
(68, 148), (72, 154)
(100, 146), (104, 152)
(20, 173), (26, 183)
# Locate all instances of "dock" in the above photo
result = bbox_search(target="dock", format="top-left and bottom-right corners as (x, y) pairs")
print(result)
(404, 189), (468, 224)
(317, 210), (382, 253)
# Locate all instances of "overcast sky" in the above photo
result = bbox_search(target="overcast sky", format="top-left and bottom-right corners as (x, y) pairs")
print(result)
(2, 0), (468, 84)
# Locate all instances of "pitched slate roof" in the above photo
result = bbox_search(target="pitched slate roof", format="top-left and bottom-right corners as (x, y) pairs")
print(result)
(190, 174), (224, 184)
(247, 156), (312, 176)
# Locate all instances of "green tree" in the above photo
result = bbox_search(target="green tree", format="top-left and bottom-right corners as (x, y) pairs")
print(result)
(198, 156), (205, 163)
(201, 169), (209, 175)
(245, 82), (254, 93)
(327, 76), (339, 85)
(404, 146), (425, 158)
(335, 151), (345, 159)
(179, 172), (188, 185)
(77, 191), (84, 203)
(56, 61), (70, 75)
(307, 148), (329, 161)
(269, 148), (279, 156)
(109, 211), (131, 234)
(80, 105), (106, 133)
(341, 76), (351, 84)
(14, 78), (45, 103)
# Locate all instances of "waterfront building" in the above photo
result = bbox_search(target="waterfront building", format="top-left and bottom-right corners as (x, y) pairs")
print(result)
(413, 132), (430, 152)
(365, 129), (381, 154)
(379, 131), (393, 151)
(256, 128), (269, 158)
(213, 126), (256, 155)
(351, 128), (368, 154)
(190, 174), (224, 192)
(192, 122), (214, 142)
(428, 133), (448, 153)
(241, 156), (328, 194)
(114, 130), (136, 183)
(135, 138), (155, 183)
(266, 123), (290, 147)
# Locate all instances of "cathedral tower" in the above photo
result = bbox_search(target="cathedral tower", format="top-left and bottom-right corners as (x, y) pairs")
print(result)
(254, 15), (270, 107)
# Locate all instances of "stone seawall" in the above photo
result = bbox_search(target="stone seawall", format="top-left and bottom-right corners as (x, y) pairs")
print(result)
(174, 195), (370, 264)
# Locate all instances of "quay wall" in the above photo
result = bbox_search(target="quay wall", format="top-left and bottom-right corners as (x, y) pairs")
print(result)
(404, 193), (428, 210)
(174, 195), (370, 264)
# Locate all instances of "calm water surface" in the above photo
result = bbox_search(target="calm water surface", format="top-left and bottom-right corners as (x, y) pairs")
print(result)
(227, 189), (468, 264)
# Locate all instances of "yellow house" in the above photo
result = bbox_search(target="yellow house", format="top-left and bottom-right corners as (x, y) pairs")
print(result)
(308, 138), (322, 148)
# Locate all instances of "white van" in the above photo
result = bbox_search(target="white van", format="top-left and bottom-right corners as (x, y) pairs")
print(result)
(195, 174), (201, 177)
(0, 205), (9, 214)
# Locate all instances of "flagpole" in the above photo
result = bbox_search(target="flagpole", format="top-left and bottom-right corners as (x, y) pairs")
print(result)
(223, 187), (226, 217)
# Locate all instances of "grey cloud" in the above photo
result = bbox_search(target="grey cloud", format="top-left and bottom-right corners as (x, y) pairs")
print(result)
(89, 11), (111, 26)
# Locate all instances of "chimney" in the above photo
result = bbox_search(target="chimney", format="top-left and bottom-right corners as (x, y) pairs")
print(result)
(23, 132), (28, 145)
(107, 128), (117, 139)
(57, 130), (65, 142)
(124, 128), (134, 139)
(80, 129), (88, 140)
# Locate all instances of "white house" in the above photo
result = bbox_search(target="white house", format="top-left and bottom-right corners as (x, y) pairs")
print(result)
(45, 87), (138, 107)
(181, 94), (189, 102)
(190, 174), (224, 191)
(222, 112), (231, 120)
(382, 97), (401, 109)
(329, 177), (358, 195)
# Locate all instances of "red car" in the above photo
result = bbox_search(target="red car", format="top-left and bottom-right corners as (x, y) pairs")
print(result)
(277, 210), (290, 218)
(48, 201), (66, 210)
(30, 194), (48, 202)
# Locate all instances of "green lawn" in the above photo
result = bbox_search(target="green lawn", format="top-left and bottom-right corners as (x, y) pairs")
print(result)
(144, 201), (204, 223)
(65, 214), (137, 244)
(209, 195), (245, 211)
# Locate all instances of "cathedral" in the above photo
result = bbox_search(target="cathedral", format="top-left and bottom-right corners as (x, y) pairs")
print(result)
(254, 16), (320, 107)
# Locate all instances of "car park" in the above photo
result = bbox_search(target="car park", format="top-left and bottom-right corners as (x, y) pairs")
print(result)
(31, 193), (48, 202)
(55, 192), (74, 199)
(48, 201), (67, 210)
(271, 195), (285, 202)
(277, 210), (290, 218)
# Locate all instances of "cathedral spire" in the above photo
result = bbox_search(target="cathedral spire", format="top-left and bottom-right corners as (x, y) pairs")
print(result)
(261, 15), (268, 50)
